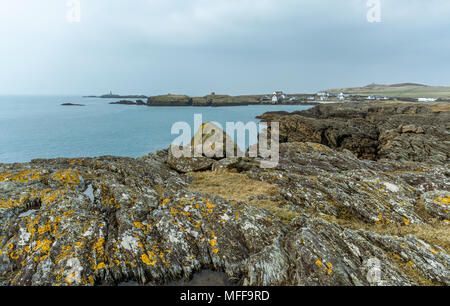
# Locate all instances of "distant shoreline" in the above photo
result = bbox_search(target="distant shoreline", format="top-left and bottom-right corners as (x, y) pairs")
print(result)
(108, 100), (320, 107)
(83, 95), (148, 99)
(87, 93), (323, 107)
(84, 91), (450, 108)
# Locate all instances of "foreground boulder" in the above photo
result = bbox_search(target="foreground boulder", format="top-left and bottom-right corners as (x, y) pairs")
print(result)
(190, 122), (244, 159)
(167, 122), (244, 173)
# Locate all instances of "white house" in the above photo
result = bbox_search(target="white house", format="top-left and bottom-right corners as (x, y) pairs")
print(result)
(418, 98), (437, 102)
(366, 95), (390, 101)
(272, 91), (286, 104)
(317, 92), (330, 101)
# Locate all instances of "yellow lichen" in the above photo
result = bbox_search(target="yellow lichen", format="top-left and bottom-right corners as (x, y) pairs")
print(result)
(52, 170), (81, 185)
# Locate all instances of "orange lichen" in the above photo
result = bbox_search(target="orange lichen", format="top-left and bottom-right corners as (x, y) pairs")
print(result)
(0, 169), (41, 183)
(52, 170), (81, 185)
(403, 217), (411, 226)
(31, 239), (52, 263)
(315, 258), (333, 275)
(141, 253), (157, 266)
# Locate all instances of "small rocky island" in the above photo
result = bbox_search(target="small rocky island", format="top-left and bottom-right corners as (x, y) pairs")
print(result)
(0, 102), (448, 286)
(109, 100), (146, 105)
(61, 103), (85, 107)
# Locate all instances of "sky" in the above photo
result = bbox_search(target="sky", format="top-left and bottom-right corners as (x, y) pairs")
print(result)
(0, 0), (449, 96)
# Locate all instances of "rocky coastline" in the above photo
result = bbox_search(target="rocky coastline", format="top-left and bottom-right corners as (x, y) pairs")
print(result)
(106, 94), (318, 107)
(0, 102), (448, 286)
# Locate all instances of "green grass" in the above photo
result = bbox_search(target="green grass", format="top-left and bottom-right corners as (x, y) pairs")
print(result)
(147, 94), (192, 106)
(326, 84), (450, 98)
(187, 94), (264, 106)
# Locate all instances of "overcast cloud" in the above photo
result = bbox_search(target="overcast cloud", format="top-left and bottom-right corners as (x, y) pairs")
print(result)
(0, 0), (449, 95)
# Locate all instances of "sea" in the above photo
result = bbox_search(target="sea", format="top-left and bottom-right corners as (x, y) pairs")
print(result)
(0, 95), (313, 164)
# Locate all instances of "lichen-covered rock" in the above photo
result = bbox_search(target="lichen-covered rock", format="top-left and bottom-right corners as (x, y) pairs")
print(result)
(212, 157), (259, 172)
(167, 145), (215, 173)
(284, 216), (415, 286)
(212, 158), (241, 172)
(386, 164), (449, 193)
(0, 155), (292, 286)
(247, 142), (427, 225)
(188, 122), (243, 159)
(166, 122), (245, 173)
(258, 102), (450, 165)
(360, 231), (450, 285)
(400, 124), (424, 134)
(422, 190), (450, 223)
(1, 107), (449, 286)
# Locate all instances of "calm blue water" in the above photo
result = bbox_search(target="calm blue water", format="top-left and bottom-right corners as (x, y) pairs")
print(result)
(0, 95), (312, 164)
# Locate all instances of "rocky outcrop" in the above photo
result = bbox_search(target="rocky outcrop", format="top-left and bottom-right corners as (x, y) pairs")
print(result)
(147, 95), (193, 106)
(61, 103), (85, 106)
(1, 140), (449, 286)
(246, 142), (430, 224)
(284, 216), (415, 286)
(360, 231), (450, 285)
(422, 190), (450, 223)
(109, 100), (140, 105)
(190, 122), (243, 159)
(258, 102), (450, 164)
(107, 94), (318, 107)
(166, 122), (244, 173)
(1, 103), (449, 286)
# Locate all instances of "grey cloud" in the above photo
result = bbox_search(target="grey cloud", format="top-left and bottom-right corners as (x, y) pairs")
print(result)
(0, 0), (449, 95)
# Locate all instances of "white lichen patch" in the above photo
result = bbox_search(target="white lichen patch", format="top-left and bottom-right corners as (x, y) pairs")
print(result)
(242, 221), (259, 232)
(83, 184), (95, 203)
(383, 182), (400, 193)
(64, 258), (83, 285)
(120, 234), (140, 253)
(18, 209), (38, 218)
(82, 227), (94, 238)
(18, 227), (31, 246)
(121, 193), (130, 201)
(348, 243), (361, 257)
